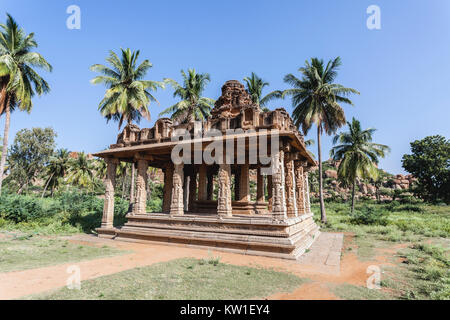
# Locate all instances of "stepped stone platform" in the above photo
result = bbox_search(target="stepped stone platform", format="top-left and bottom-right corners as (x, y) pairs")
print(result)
(99, 212), (320, 260)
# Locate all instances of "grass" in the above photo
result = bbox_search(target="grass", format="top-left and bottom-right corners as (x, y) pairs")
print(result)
(0, 233), (125, 272)
(392, 243), (450, 299)
(28, 257), (308, 300)
(316, 201), (449, 242)
(1, 192), (448, 300)
(314, 200), (450, 300)
(329, 283), (392, 300)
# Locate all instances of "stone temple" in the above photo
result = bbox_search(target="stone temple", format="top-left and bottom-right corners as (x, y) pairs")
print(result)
(95, 80), (319, 260)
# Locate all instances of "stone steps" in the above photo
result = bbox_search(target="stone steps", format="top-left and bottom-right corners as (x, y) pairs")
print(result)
(110, 214), (320, 260)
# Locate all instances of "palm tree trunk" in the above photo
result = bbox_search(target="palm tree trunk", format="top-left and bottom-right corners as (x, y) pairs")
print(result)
(41, 173), (55, 198)
(0, 101), (11, 195)
(130, 162), (136, 203)
(317, 127), (327, 223)
(351, 180), (356, 214)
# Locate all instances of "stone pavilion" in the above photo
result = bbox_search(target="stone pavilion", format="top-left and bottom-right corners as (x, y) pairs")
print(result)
(94, 80), (319, 260)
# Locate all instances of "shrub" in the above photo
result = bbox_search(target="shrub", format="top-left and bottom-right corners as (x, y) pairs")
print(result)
(147, 198), (162, 213)
(396, 204), (425, 213)
(349, 205), (388, 225)
(0, 194), (57, 222)
(57, 190), (103, 218)
(0, 190), (130, 233)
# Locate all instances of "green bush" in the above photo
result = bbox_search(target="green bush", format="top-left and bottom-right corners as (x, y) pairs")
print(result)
(0, 194), (58, 222)
(349, 205), (388, 225)
(396, 204), (425, 213)
(147, 198), (162, 212)
(0, 190), (130, 233)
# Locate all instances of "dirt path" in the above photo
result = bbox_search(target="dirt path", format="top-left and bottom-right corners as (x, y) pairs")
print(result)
(0, 232), (398, 300)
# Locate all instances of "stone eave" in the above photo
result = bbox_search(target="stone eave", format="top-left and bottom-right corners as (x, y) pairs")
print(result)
(93, 130), (316, 167)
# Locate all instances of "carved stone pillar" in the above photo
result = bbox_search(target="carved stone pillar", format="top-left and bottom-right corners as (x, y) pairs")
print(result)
(170, 163), (184, 216)
(294, 161), (306, 215)
(188, 169), (197, 211)
(271, 150), (287, 220)
(207, 173), (214, 200)
(217, 163), (232, 217)
(238, 164), (250, 202)
(198, 165), (207, 201)
(101, 158), (118, 228)
(304, 169), (311, 213)
(256, 167), (264, 202)
(267, 175), (273, 211)
(133, 159), (148, 215)
(183, 175), (189, 212)
(284, 155), (298, 217)
(162, 163), (174, 213)
(234, 168), (240, 201)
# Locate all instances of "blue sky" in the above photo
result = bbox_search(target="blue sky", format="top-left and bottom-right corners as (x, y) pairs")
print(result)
(1, 0), (449, 174)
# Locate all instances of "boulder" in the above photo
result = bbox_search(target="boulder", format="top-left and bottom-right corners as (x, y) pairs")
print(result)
(325, 170), (338, 179)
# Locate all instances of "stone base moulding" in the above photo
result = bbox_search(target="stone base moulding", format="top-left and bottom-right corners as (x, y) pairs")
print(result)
(96, 227), (117, 239)
(96, 213), (320, 260)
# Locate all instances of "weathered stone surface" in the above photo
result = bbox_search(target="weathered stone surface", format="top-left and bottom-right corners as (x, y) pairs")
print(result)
(133, 159), (148, 215)
(272, 150), (287, 219)
(256, 167), (264, 203)
(96, 80), (320, 258)
(115, 213), (320, 260)
(188, 170), (197, 211)
(170, 163), (184, 216)
(303, 171), (311, 214)
(285, 156), (297, 217)
(198, 165), (207, 201)
(325, 169), (338, 179)
(294, 161), (306, 215)
(100, 158), (117, 228)
(217, 163), (232, 217)
(162, 163), (174, 213)
(267, 175), (273, 212)
(238, 164), (250, 202)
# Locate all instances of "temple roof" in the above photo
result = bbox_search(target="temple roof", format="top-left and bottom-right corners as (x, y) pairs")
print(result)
(93, 80), (317, 168)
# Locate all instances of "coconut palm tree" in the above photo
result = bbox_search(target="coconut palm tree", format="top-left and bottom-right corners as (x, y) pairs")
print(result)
(330, 118), (390, 213)
(243, 72), (282, 108)
(90, 48), (164, 129)
(282, 57), (359, 223)
(42, 149), (70, 197)
(160, 69), (214, 124)
(93, 158), (107, 180)
(0, 14), (52, 194)
(91, 48), (163, 202)
(67, 152), (95, 191)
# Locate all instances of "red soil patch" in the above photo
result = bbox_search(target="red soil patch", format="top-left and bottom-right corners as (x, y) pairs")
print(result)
(267, 282), (339, 300)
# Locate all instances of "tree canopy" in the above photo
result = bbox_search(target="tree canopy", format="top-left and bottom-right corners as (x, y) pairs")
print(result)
(160, 69), (214, 124)
(402, 135), (450, 204)
(6, 127), (56, 193)
(243, 72), (282, 107)
(90, 48), (164, 129)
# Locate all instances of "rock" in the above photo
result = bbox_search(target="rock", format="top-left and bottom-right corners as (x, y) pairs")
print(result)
(325, 170), (338, 179)
(367, 185), (376, 194)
